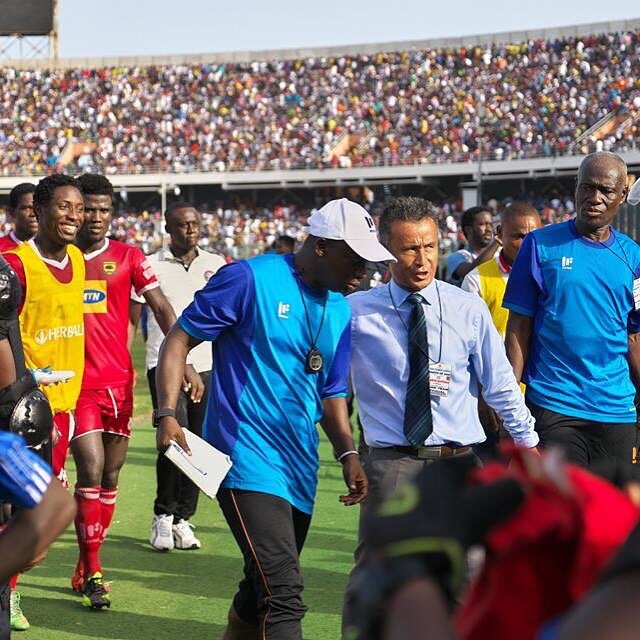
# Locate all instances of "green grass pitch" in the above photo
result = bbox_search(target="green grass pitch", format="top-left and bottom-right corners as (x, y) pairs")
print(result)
(17, 336), (359, 639)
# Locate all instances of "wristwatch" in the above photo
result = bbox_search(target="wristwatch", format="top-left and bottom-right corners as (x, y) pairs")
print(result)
(152, 408), (176, 428)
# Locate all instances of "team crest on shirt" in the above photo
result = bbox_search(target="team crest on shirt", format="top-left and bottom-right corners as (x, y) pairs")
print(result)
(103, 261), (117, 275)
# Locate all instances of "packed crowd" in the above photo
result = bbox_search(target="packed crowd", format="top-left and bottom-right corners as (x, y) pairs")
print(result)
(1, 29), (639, 176)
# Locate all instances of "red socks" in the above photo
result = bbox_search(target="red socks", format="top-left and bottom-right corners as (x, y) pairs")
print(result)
(99, 488), (118, 544)
(74, 486), (102, 575)
(74, 486), (118, 576)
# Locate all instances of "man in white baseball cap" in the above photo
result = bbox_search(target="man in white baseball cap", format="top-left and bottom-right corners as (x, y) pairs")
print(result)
(153, 197), (392, 639)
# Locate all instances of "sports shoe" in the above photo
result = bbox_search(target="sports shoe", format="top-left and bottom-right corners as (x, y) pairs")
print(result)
(149, 514), (174, 551)
(82, 572), (110, 609)
(10, 590), (30, 630)
(172, 519), (201, 550)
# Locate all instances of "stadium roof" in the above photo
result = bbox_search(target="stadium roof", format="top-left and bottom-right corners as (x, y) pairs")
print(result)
(4, 16), (640, 69)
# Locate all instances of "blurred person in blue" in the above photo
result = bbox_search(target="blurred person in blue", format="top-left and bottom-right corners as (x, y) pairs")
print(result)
(153, 198), (395, 639)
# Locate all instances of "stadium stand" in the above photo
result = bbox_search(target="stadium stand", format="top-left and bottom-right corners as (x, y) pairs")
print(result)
(0, 26), (639, 177)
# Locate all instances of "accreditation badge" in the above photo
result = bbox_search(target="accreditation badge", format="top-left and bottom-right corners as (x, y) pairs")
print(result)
(429, 363), (452, 398)
(634, 278), (640, 311)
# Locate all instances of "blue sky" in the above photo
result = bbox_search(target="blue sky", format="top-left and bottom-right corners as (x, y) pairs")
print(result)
(58, 1), (639, 58)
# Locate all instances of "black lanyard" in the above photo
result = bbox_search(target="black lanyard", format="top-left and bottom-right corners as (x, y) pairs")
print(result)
(295, 275), (328, 373)
(597, 230), (637, 277)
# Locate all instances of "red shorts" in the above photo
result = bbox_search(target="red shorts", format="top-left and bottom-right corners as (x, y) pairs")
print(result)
(74, 386), (134, 440)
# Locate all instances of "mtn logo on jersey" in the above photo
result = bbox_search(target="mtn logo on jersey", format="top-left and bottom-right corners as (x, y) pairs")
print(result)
(103, 261), (117, 275)
(34, 323), (84, 346)
(83, 280), (108, 314)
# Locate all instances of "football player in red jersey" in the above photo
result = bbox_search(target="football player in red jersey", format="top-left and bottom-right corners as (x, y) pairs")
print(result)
(0, 183), (38, 253)
(71, 174), (181, 609)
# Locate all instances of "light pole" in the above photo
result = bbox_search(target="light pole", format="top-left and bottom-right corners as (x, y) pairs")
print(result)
(476, 99), (486, 206)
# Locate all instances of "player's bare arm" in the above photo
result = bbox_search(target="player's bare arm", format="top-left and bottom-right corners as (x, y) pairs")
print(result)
(128, 300), (144, 350)
(320, 397), (368, 506)
(505, 312), (533, 385)
(144, 287), (203, 401)
(0, 478), (75, 583)
(143, 286), (177, 335)
(155, 324), (202, 454)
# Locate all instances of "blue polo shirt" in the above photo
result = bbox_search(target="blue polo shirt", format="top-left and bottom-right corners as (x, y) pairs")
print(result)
(503, 219), (640, 423)
(179, 253), (351, 514)
(0, 431), (52, 509)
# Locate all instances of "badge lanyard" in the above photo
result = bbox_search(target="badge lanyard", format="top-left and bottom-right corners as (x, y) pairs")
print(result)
(597, 231), (640, 310)
(389, 282), (443, 364)
(597, 230), (636, 276)
(295, 276), (328, 374)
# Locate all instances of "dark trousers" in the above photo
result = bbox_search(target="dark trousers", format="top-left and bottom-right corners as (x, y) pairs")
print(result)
(147, 367), (210, 521)
(217, 489), (311, 640)
(528, 400), (637, 474)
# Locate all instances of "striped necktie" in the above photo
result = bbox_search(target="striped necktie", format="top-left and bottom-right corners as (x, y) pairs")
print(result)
(403, 292), (434, 446)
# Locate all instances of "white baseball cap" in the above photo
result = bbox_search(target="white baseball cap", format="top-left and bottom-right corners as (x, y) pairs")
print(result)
(304, 198), (396, 263)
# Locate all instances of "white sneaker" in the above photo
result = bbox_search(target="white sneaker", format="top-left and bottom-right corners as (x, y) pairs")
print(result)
(150, 514), (175, 551)
(172, 519), (201, 550)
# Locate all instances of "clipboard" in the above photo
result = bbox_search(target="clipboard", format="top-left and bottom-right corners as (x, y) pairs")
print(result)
(164, 428), (233, 499)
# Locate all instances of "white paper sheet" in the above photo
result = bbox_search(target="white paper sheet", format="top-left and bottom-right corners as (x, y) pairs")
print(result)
(164, 428), (232, 499)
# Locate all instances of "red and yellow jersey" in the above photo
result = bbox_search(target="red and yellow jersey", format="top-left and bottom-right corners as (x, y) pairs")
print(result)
(82, 239), (158, 389)
(8, 241), (85, 413)
(0, 233), (20, 254)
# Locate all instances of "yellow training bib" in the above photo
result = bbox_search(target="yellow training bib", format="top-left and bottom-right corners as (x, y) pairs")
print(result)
(14, 242), (85, 413)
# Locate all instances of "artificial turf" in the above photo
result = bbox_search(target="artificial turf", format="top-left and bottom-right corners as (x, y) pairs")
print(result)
(17, 336), (359, 639)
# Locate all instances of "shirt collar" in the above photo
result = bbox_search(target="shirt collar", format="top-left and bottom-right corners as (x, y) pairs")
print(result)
(83, 238), (110, 261)
(389, 277), (437, 307)
(497, 250), (512, 274)
(162, 246), (200, 263)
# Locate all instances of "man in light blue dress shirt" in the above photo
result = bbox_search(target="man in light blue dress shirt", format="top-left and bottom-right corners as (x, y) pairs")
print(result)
(342, 196), (538, 632)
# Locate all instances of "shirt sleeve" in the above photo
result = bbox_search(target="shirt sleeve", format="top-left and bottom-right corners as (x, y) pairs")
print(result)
(322, 322), (351, 399)
(130, 249), (159, 296)
(502, 234), (543, 318)
(179, 260), (254, 342)
(0, 432), (52, 508)
(3, 253), (26, 314)
(471, 304), (539, 448)
(131, 286), (145, 304)
(461, 269), (481, 296)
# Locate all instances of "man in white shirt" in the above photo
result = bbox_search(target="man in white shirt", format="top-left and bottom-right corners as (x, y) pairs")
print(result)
(343, 196), (538, 634)
(131, 201), (225, 552)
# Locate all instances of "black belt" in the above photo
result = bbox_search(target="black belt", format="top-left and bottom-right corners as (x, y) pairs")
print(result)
(389, 445), (472, 460)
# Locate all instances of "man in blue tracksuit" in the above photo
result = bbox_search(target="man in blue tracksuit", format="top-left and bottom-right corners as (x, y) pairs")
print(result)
(154, 198), (395, 639)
